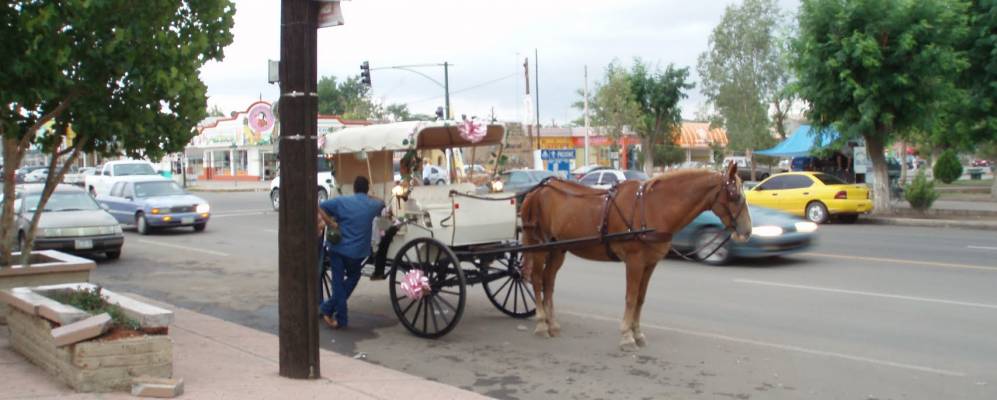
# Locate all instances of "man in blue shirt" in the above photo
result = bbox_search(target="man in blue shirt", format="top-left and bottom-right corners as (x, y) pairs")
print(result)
(318, 176), (385, 329)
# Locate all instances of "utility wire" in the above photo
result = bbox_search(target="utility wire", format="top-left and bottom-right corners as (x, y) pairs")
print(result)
(403, 72), (520, 105)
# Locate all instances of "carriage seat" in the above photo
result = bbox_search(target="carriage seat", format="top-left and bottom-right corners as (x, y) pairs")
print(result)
(403, 183), (477, 212)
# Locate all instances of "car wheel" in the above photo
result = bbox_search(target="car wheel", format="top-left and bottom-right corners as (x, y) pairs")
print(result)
(838, 214), (859, 224)
(88, 187), (97, 197)
(317, 188), (328, 204)
(270, 189), (280, 210)
(106, 250), (121, 260)
(435, 179), (446, 186)
(695, 227), (732, 265)
(136, 213), (150, 235)
(16, 232), (25, 252)
(193, 223), (206, 232)
(806, 201), (829, 224)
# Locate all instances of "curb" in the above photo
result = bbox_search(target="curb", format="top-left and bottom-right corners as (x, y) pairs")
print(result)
(865, 217), (997, 230)
(186, 187), (269, 193)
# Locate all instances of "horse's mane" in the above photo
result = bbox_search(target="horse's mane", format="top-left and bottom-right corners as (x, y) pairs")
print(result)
(648, 168), (721, 186)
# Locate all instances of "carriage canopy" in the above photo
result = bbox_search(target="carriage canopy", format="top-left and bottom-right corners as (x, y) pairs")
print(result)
(322, 120), (505, 154)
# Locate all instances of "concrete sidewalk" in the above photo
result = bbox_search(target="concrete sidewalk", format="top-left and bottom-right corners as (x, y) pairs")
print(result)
(0, 296), (487, 400)
(183, 179), (270, 193)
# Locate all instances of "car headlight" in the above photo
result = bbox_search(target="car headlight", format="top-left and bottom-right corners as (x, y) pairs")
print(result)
(196, 204), (210, 213)
(794, 221), (818, 233)
(752, 225), (784, 237)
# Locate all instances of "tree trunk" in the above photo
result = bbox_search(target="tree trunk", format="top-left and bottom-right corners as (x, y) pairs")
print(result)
(899, 142), (908, 186)
(1, 137), (21, 267)
(20, 134), (85, 267)
(641, 136), (654, 175)
(864, 134), (891, 213)
(748, 148), (756, 181)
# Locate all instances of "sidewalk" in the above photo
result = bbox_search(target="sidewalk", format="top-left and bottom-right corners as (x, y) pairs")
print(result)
(183, 179), (270, 193)
(0, 296), (487, 400)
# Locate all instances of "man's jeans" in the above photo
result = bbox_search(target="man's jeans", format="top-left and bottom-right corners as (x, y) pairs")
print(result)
(319, 251), (365, 327)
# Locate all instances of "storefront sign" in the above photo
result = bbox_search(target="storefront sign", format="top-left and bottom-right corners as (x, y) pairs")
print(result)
(540, 137), (574, 149)
(540, 149), (576, 160)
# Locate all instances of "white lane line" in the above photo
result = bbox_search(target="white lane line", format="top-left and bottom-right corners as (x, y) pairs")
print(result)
(735, 278), (997, 311)
(211, 211), (272, 219)
(801, 252), (997, 272)
(135, 239), (230, 257)
(559, 310), (966, 377)
(214, 208), (273, 214)
(967, 245), (997, 251)
(263, 229), (278, 233)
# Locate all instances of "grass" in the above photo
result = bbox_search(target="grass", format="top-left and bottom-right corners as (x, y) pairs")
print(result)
(46, 287), (140, 330)
(936, 178), (993, 187)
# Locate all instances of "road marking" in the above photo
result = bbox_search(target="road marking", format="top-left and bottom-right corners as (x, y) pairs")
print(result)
(559, 310), (966, 377)
(801, 252), (997, 272)
(734, 279), (997, 311)
(214, 208), (273, 214)
(263, 229), (278, 233)
(211, 211), (273, 219)
(967, 245), (997, 251)
(135, 239), (230, 257)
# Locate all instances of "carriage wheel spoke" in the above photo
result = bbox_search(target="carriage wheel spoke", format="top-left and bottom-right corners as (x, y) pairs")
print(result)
(438, 289), (462, 296)
(421, 297), (429, 333)
(428, 297), (441, 333)
(435, 294), (458, 315)
(401, 298), (417, 315)
(409, 296), (425, 326)
(500, 277), (514, 310)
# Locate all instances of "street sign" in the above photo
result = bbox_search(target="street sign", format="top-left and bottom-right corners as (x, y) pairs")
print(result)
(316, 1), (344, 28)
(540, 149), (576, 160)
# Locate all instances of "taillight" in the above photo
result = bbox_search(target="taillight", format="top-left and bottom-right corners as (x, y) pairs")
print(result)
(834, 190), (847, 199)
(510, 198), (516, 205)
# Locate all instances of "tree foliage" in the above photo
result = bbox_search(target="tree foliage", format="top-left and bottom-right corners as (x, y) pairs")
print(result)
(792, 0), (968, 212)
(588, 63), (642, 142)
(933, 149), (963, 183)
(629, 59), (694, 174)
(0, 0), (236, 265)
(957, 0), (997, 145)
(697, 0), (787, 161)
(317, 75), (377, 119)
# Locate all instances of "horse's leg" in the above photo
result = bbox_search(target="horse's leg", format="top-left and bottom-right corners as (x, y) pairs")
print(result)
(619, 256), (644, 352)
(542, 251), (566, 337)
(529, 251), (550, 337)
(633, 261), (658, 347)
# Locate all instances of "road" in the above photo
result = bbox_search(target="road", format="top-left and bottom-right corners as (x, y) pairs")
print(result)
(91, 192), (997, 400)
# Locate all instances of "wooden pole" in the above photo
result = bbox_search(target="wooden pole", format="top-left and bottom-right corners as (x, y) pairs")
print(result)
(278, 0), (320, 379)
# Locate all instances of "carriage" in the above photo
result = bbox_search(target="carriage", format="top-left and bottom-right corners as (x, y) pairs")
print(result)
(320, 120), (537, 338)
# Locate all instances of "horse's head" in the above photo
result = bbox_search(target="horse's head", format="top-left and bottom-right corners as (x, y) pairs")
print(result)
(711, 163), (752, 242)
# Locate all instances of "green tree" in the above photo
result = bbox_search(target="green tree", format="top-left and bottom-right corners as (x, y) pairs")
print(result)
(384, 104), (412, 122)
(933, 149), (964, 183)
(207, 105), (226, 118)
(959, 0), (997, 198)
(629, 59), (694, 174)
(588, 63), (642, 146)
(793, 0), (968, 212)
(0, 0), (235, 266)
(317, 75), (377, 119)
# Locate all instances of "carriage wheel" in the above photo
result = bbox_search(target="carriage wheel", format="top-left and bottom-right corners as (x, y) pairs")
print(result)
(481, 251), (536, 318)
(389, 238), (466, 338)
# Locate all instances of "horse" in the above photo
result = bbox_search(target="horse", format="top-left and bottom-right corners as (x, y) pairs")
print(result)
(519, 163), (751, 351)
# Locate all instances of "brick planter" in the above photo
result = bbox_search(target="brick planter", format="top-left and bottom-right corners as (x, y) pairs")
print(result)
(1, 283), (173, 393)
(0, 251), (95, 324)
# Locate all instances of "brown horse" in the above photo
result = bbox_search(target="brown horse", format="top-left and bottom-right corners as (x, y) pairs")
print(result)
(519, 163), (752, 351)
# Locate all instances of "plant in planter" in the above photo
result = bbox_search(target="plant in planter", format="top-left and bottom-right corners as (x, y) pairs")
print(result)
(1, 1), (236, 268)
(1, 283), (175, 392)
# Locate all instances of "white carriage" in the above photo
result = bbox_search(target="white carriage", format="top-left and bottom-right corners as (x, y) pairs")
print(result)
(322, 121), (534, 338)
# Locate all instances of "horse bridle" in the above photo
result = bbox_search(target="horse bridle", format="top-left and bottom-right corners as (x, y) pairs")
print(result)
(670, 174), (746, 262)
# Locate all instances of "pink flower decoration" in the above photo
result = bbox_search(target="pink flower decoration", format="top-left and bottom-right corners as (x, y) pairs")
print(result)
(458, 118), (486, 143)
(400, 269), (431, 300)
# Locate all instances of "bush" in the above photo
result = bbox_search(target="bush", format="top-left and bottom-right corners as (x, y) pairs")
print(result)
(933, 149), (963, 184)
(905, 170), (940, 211)
(46, 287), (140, 330)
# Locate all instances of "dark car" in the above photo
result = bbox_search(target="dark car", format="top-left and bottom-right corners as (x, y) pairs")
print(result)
(671, 205), (817, 265)
(12, 184), (124, 259)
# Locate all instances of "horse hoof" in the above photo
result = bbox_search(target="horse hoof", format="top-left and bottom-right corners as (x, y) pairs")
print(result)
(619, 340), (639, 352)
(534, 324), (551, 338)
(635, 334), (647, 348)
(549, 326), (561, 337)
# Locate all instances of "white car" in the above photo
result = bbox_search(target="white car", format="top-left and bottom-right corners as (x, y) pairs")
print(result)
(422, 164), (449, 185)
(85, 160), (160, 196)
(269, 156), (337, 210)
(23, 169), (49, 183)
(578, 169), (649, 190)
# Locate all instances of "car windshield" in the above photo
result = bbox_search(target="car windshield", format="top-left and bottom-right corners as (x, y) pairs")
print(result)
(134, 181), (185, 197)
(623, 170), (649, 180)
(113, 163), (157, 176)
(24, 192), (101, 212)
(813, 173), (846, 185)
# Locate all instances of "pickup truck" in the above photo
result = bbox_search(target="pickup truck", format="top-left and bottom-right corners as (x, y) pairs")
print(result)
(269, 157), (336, 210)
(85, 160), (160, 196)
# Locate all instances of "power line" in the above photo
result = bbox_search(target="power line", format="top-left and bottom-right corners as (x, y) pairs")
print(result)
(403, 72), (520, 105)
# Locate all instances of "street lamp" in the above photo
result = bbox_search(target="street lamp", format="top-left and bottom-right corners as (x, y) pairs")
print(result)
(369, 62), (451, 119)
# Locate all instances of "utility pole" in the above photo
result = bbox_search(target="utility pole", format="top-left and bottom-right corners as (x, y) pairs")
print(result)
(534, 49), (540, 151)
(444, 62), (451, 120)
(277, 0), (320, 379)
(584, 65), (590, 166)
(523, 57), (533, 152)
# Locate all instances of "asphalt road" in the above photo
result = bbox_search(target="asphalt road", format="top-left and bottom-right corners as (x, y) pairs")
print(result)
(91, 192), (997, 400)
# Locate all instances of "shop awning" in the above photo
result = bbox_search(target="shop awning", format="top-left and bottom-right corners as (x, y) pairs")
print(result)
(755, 124), (839, 157)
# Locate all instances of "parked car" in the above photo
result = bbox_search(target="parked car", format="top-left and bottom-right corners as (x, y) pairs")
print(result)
(570, 165), (610, 181)
(745, 172), (872, 223)
(972, 159), (991, 168)
(724, 156), (774, 181)
(85, 160), (160, 197)
(269, 156), (336, 211)
(672, 205), (817, 265)
(578, 169), (649, 190)
(64, 167), (97, 186)
(461, 164), (488, 175)
(23, 168), (49, 183)
(422, 164), (450, 185)
(96, 176), (210, 234)
(11, 184), (124, 259)
(479, 169), (558, 204)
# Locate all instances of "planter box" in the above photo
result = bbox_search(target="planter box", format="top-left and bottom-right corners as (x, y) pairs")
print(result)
(1, 284), (173, 393)
(0, 251), (95, 324)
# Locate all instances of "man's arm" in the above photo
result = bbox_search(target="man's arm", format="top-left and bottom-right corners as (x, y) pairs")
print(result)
(317, 206), (338, 230)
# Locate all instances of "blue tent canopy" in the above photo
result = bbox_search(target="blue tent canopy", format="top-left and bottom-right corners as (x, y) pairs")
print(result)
(754, 124), (839, 157)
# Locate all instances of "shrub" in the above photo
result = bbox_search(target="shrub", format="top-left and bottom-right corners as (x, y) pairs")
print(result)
(933, 149), (963, 184)
(905, 170), (940, 211)
(46, 287), (140, 330)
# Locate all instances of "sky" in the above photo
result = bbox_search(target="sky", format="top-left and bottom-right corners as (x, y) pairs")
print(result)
(200, 0), (800, 125)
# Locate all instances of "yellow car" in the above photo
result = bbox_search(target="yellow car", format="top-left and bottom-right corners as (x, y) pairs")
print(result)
(745, 172), (872, 223)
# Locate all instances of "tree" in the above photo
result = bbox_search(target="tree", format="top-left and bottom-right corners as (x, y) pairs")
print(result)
(933, 149), (964, 184)
(793, 0), (968, 212)
(628, 59), (694, 174)
(0, 1), (235, 266)
(207, 105), (226, 117)
(317, 75), (377, 119)
(384, 104), (412, 122)
(698, 0), (787, 180)
(588, 63), (642, 146)
(958, 0), (997, 198)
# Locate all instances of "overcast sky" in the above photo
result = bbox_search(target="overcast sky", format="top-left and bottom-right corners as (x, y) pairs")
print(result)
(201, 0), (799, 125)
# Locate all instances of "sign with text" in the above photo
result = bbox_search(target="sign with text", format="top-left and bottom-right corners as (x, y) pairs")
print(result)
(540, 149), (576, 160)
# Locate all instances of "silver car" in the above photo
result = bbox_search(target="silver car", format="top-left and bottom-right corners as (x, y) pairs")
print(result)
(13, 184), (124, 259)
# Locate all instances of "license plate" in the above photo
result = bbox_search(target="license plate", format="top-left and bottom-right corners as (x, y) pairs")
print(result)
(74, 239), (93, 250)
(181, 217), (195, 224)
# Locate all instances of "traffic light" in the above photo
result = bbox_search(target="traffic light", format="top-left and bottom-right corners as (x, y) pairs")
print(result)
(360, 61), (371, 86)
